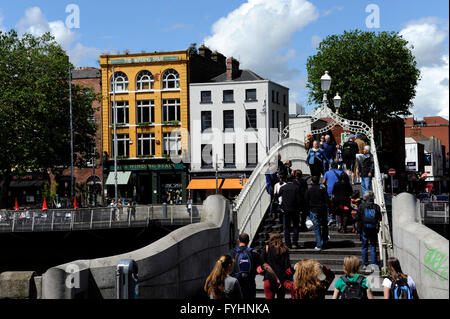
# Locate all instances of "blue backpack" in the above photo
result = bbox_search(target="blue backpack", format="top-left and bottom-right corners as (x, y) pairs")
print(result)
(363, 207), (377, 229)
(391, 278), (413, 299)
(233, 247), (253, 280)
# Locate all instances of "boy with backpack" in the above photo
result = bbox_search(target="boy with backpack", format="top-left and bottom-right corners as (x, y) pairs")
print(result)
(356, 191), (382, 269)
(230, 233), (278, 299)
(332, 256), (374, 299)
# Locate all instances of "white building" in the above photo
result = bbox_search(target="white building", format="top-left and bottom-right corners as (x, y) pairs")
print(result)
(405, 136), (425, 172)
(188, 57), (289, 200)
(289, 102), (305, 116)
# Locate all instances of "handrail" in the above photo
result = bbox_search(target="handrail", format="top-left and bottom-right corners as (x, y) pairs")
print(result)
(371, 136), (393, 272)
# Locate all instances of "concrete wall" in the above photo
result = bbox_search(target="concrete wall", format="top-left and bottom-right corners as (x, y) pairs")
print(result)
(41, 195), (230, 299)
(392, 193), (449, 299)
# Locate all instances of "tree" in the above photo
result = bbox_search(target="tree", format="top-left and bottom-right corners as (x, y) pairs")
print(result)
(306, 30), (420, 125)
(0, 30), (99, 208)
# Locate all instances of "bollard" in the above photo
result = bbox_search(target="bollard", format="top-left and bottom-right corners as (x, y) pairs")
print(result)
(115, 259), (139, 299)
(162, 202), (167, 219)
(12, 212), (16, 232)
(171, 206), (173, 225)
(90, 209), (94, 229)
(32, 212), (35, 232)
(51, 211), (55, 230)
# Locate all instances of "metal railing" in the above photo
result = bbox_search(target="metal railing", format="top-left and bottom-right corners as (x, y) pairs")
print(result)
(0, 205), (201, 233)
(370, 136), (394, 272)
(420, 201), (449, 224)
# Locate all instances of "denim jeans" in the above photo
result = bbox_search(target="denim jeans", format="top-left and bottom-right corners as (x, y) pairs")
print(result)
(310, 211), (328, 249)
(361, 228), (378, 266)
(361, 177), (372, 197)
(283, 212), (300, 247)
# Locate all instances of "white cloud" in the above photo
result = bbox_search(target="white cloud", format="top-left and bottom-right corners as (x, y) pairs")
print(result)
(15, 6), (100, 67)
(311, 35), (321, 49)
(400, 18), (449, 119)
(323, 6), (343, 17)
(204, 0), (319, 81)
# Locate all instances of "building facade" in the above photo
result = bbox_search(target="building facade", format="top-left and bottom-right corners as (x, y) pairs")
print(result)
(189, 58), (289, 202)
(100, 48), (226, 204)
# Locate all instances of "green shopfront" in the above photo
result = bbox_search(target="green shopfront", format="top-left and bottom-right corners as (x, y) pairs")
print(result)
(104, 161), (188, 205)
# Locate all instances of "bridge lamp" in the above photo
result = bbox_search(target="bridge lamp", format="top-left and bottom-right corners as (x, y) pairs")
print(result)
(333, 93), (342, 114)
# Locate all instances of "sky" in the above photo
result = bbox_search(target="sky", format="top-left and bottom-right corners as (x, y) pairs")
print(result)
(0, 0), (448, 119)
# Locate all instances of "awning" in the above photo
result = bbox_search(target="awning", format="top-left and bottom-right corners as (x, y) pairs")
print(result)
(186, 179), (223, 190)
(105, 171), (132, 185)
(9, 181), (42, 188)
(86, 175), (102, 185)
(221, 178), (248, 190)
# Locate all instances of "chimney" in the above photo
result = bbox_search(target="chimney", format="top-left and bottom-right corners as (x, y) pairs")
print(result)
(226, 57), (240, 80)
(198, 44), (212, 59)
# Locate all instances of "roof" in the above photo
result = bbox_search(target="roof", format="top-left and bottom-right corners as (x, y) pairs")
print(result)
(210, 69), (265, 82)
(72, 68), (100, 79)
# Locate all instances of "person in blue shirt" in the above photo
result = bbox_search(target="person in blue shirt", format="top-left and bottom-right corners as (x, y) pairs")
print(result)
(306, 140), (327, 177)
(321, 135), (337, 172)
(265, 162), (279, 215)
(323, 162), (343, 225)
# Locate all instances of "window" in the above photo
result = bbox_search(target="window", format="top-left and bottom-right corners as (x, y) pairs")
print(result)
(246, 109), (257, 130)
(276, 111), (279, 129)
(111, 71), (129, 92)
(162, 99), (180, 122)
(223, 110), (234, 131)
(111, 101), (129, 124)
(283, 113), (286, 130)
(223, 90), (234, 103)
(162, 69), (180, 89)
(272, 110), (275, 128)
(276, 92), (279, 104)
(137, 100), (154, 124)
(137, 133), (155, 156)
(246, 143), (258, 167)
(245, 89), (257, 102)
(163, 132), (182, 155)
(272, 90), (275, 103)
(111, 134), (129, 157)
(201, 144), (213, 168)
(136, 70), (154, 91)
(88, 110), (95, 123)
(201, 91), (212, 103)
(201, 111), (212, 132)
(283, 94), (287, 106)
(224, 144), (235, 168)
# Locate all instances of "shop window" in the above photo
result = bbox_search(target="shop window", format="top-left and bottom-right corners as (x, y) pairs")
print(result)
(137, 100), (154, 123)
(162, 99), (180, 122)
(136, 70), (154, 91)
(111, 71), (129, 92)
(111, 101), (129, 124)
(162, 69), (180, 89)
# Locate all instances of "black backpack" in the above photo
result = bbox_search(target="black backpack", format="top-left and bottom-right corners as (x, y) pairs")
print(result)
(342, 143), (355, 159)
(340, 275), (367, 300)
(390, 278), (413, 299)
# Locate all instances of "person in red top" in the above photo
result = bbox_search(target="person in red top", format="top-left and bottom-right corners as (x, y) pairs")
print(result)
(284, 259), (335, 299)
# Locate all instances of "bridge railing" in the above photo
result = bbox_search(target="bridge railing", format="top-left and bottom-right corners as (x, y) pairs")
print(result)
(234, 138), (307, 245)
(370, 136), (394, 272)
(0, 205), (201, 233)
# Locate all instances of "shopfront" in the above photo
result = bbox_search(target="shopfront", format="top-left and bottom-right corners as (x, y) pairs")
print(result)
(9, 173), (49, 208)
(104, 161), (188, 205)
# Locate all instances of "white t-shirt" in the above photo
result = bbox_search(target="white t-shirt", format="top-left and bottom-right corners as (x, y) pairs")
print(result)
(382, 276), (416, 291)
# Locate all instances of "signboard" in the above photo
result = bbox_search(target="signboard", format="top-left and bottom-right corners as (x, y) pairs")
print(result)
(110, 56), (179, 64)
(388, 168), (396, 176)
(108, 163), (185, 171)
(406, 162), (417, 172)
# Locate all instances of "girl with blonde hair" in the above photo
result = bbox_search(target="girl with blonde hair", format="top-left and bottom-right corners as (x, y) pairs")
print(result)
(332, 256), (373, 299)
(284, 259), (335, 299)
(204, 254), (243, 299)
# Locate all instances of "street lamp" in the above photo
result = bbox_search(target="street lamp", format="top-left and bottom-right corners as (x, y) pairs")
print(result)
(333, 93), (342, 114)
(321, 71), (332, 92)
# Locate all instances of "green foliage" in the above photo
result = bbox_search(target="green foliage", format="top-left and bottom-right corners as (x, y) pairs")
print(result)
(306, 30), (420, 125)
(163, 120), (180, 126)
(0, 30), (99, 175)
(137, 122), (150, 127)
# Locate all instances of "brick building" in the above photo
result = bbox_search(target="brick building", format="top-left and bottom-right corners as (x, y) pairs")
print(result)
(50, 67), (103, 206)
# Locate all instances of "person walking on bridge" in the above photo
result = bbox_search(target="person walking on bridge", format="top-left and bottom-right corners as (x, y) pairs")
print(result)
(204, 254), (243, 300)
(306, 140), (326, 178)
(356, 191), (382, 268)
(305, 176), (330, 251)
(278, 175), (302, 249)
(230, 233), (278, 299)
(360, 146), (375, 198)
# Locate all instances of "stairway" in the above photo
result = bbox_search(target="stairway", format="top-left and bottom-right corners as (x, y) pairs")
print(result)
(251, 182), (385, 299)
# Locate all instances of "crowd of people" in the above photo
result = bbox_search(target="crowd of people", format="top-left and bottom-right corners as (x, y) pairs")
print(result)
(204, 232), (419, 300)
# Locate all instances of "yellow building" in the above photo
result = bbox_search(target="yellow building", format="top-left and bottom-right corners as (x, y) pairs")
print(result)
(100, 48), (226, 204)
